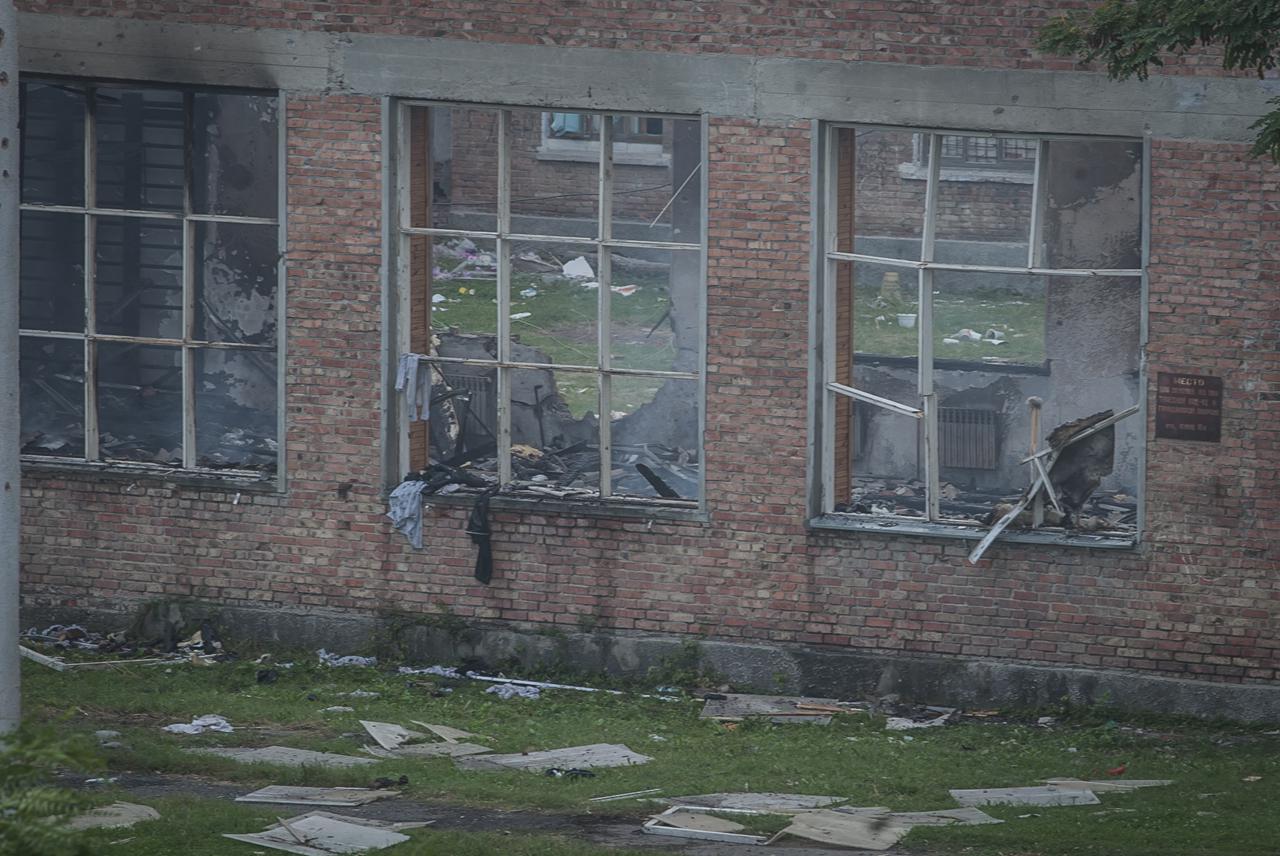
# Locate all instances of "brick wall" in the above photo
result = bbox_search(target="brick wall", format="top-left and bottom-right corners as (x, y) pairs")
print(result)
(16, 4), (1280, 690)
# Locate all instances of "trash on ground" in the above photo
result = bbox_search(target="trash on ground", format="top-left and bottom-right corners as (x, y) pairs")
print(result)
(562, 256), (595, 279)
(456, 743), (652, 773)
(841, 806), (1002, 827)
(362, 741), (491, 759)
(643, 806), (770, 846)
(589, 788), (664, 802)
(1041, 777), (1173, 792)
(341, 690), (381, 699)
(317, 649), (378, 668)
(235, 786), (400, 807)
(19, 644), (194, 672)
(223, 811), (428, 855)
(658, 793), (846, 812)
(699, 693), (856, 724)
(780, 808), (909, 850)
(409, 722), (481, 743)
(885, 712), (952, 731)
(486, 683), (540, 700)
(163, 714), (233, 734)
(359, 719), (492, 758)
(190, 746), (377, 768)
(545, 768), (596, 778)
(66, 802), (161, 831)
(321, 706), (355, 714)
(950, 785), (1101, 807)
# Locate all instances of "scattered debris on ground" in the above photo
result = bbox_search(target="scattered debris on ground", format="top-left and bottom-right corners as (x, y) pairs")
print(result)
(224, 811), (430, 854)
(189, 746), (377, 768)
(781, 807), (910, 850)
(950, 785), (1102, 807)
(235, 786), (401, 807)
(66, 801), (161, 831)
(162, 714), (233, 735)
(656, 792), (846, 812)
(643, 806), (772, 846)
(456, 743), (652, 773)
(317, 649), (378, 668)
(698, 693), (863, 725)
(358, 720), (493, 759)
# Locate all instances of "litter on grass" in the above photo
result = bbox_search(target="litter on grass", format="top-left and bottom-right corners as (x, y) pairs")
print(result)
(359, 720), (492, 758)
(236, 787), (400, 807)
(642, 806), (770, 846)
(562, 256), (595, 279)
(66, 802), (161, 831)
(317, 650), (377, 668)
(835, 806), (1003, 827)
(658, 793), (846, 813)
(456, 743), (652, 773)
(321, 706), (354, 714)
(163, 714), (233, 734)
(410, 722), (480, 743)
(698, 693), (858, 724)
(223, 811), (428, 855)
(362, 742), (491, 759)
(589, 788), (664, 803)
(781, 808), (909, 850)
(950, 786), (1101, 807)
(190, 746), (377, 768)
(486, 683), (540, 700)
(1040, 777), (1173, 792)
(885, 712), (952, 731)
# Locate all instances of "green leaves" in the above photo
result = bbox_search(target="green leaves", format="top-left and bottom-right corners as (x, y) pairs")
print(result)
(1038, 1), (1280, 161)
(0, 726), (100, 856)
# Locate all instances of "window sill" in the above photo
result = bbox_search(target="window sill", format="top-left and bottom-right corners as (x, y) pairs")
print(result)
(535, 145), (670, 168)
(897, 163), (1034, 184)
(808, 513), (1137, 551)
(21, 456), (281, 494)
(417, 487), (708, 524)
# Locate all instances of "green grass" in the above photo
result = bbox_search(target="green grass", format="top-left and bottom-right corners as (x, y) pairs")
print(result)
(854, 287), (1047, 365)
(22, 658), (1280, 855)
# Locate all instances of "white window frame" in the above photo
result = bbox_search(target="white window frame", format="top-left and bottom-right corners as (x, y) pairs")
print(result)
(17, 77), (287, 488)
(536, 112), (670, 167)
(898, 133), (1036, 185)
(387, 101), (707, 510)
(811, 123), (1150, 549)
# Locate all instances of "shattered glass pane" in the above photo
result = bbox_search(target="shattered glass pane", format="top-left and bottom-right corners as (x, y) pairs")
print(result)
(609, 248), (699, 373)
(95, 87), (185, 212)
(20, 82), (86, 206)
(97, 342), (183, 465)
(510, 108), (598, 238)
(510, 368), (600, 493)
(610, 376), (699, 500)
(849, 128), (926, 260)
(429, 236), (498, 342)
(95, 216), (183, 339)
(196, 349), (278, 470)
(611, 116), (701, 244)
(510, 242), (597, 368)
(426, 361), (498, 470)
(934, 133), (1034, 263)
(933, 271), (1045, 367)
(192, 93), (279, 219)
(1043, 140), (1143, 270)
(195, 222), (278, 345)
(416, 105), (499, 231)
(19, 337), (85, 458)
(20, 211), (84, 333)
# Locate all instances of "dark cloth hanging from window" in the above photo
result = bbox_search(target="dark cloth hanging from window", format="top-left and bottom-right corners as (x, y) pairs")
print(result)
(465, 489), (499, 585)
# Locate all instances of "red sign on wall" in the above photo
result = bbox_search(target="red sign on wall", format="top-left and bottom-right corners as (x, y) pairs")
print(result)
(1155, 372), (1222, 443)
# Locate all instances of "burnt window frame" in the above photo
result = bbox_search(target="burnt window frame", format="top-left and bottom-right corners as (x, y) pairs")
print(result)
(16, 76), (286, 487)
(810, 123), (1151, 552)
(385, 100), (708, 513)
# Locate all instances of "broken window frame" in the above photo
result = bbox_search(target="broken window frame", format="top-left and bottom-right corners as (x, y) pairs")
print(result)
(387, 100), (707, 509)
(17, 76), (286, 485)
(811, 123), (1150, 548)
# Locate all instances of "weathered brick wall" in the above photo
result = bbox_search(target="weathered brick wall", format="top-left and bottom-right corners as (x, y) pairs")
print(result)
(16, 4), (1280, 690)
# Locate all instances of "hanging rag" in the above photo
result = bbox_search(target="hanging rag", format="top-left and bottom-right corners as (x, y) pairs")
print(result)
(395, 353), (431, 422)
(465, 490), (498, 585)
(387, 478), (430, 549)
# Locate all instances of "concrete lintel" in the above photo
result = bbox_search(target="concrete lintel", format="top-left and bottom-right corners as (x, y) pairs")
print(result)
(18, 12), (331, 90)
(18, 12), (1278, 143)
(754, 57), (1279, 141)
(339, 31), (757, 116)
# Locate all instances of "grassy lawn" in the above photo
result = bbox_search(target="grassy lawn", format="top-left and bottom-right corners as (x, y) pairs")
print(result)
(854, 288), (1046, 365)
(19, 656), (1280, 855)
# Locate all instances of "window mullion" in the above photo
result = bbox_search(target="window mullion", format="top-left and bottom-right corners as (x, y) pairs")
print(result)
(1027, 139), (1048, 269)
(919, 134), (942, 522)
(83, 87), (99, 463)
(495, 109), (512, 487)
(597, 117), (614, 498)
(181, 92), (197, 470)
(821, 124), (840, 514)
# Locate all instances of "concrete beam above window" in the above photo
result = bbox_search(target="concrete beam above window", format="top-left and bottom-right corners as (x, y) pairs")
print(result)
(19, 12), (1280, 144)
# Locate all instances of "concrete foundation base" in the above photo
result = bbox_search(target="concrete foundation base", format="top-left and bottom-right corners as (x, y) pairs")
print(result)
(22, 601), (1280, 723)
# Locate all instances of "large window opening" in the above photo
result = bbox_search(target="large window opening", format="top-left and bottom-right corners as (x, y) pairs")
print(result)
(392, 104), (705, 505)
(818, 126), (1145, 549)
(18, 79), (282, 477)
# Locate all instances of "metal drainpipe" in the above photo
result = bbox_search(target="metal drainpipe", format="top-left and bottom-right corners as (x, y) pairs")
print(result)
(0, 0), (21, 736)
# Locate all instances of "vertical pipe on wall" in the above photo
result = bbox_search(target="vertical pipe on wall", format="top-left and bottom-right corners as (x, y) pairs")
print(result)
(0, 0), (22, 735)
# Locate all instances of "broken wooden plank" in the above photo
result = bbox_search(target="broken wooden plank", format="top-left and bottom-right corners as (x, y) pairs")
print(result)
(589, 788), (664, 803)
(19, 645), (195, 671)
(950, 786), (1101, 807)
(455, 743), (652, 773)
(235, 787), (400, 807)
(189, 746), (377, 768)
(781, 808), (909, 850)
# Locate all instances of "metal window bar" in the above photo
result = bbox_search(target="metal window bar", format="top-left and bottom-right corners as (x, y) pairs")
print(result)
(17, 80), (281, 473)
(397, 103), (703, 500)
